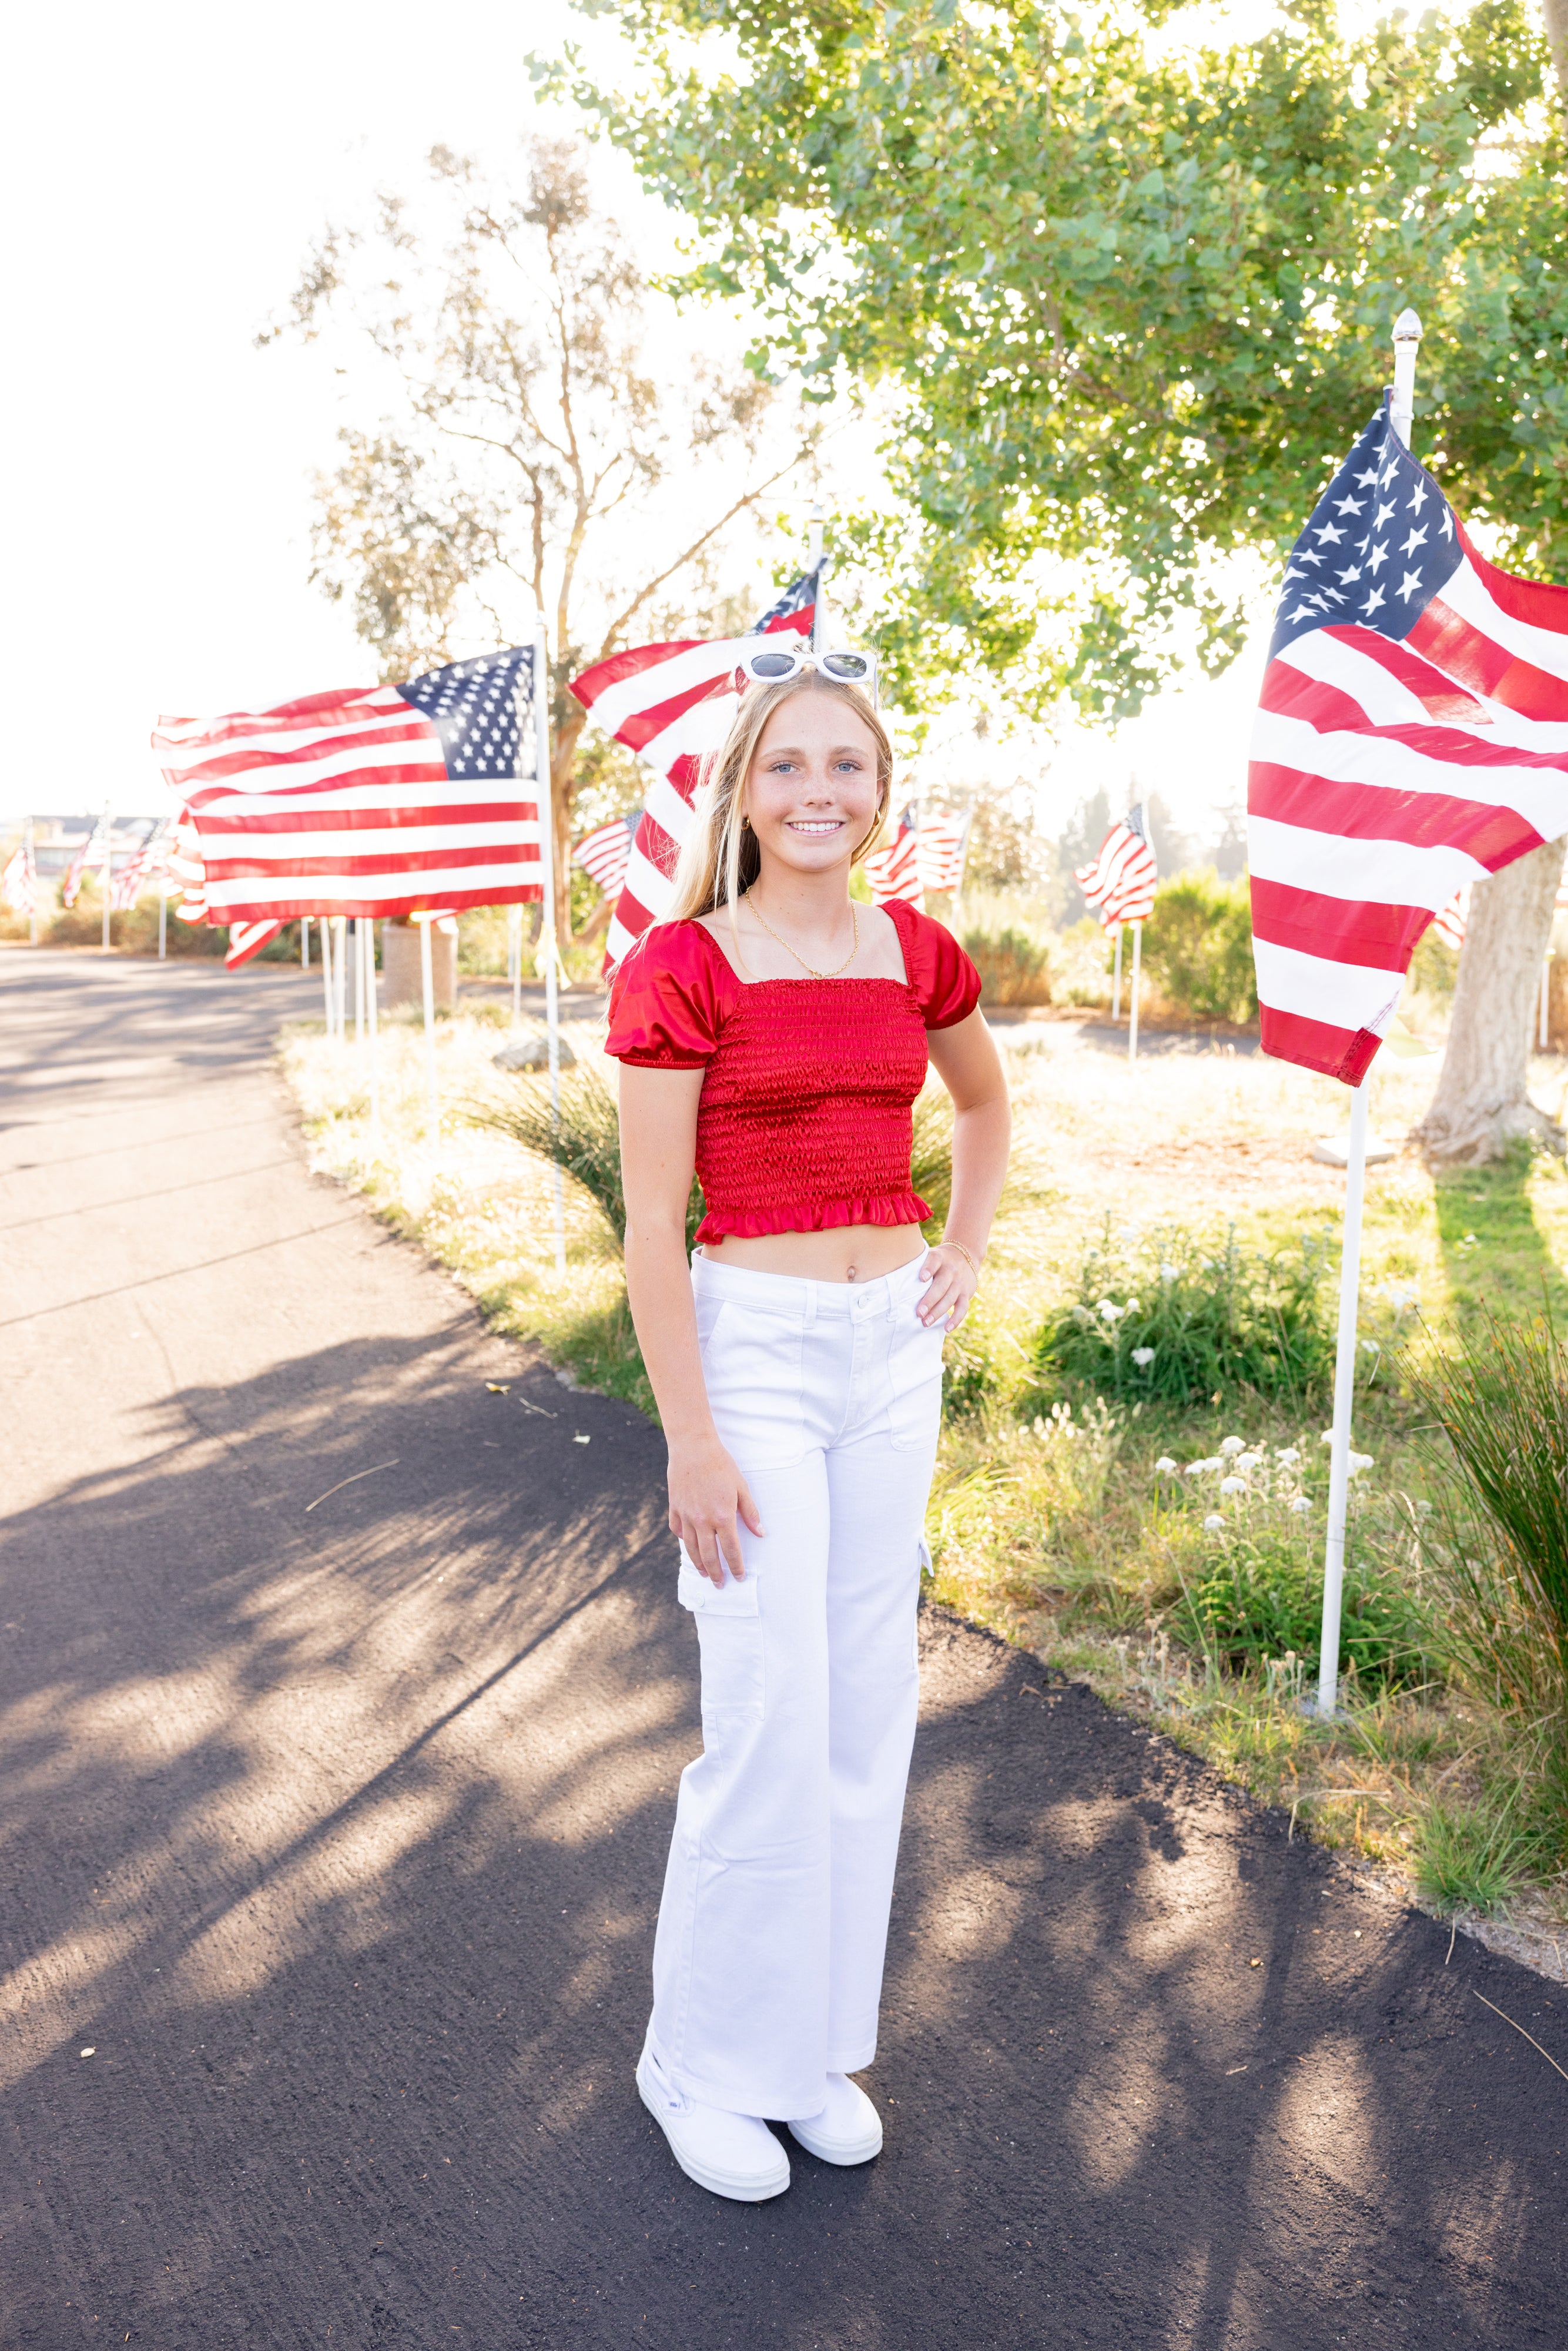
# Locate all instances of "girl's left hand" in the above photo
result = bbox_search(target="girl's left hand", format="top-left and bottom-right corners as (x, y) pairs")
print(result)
(918, 1244), (980, 1331)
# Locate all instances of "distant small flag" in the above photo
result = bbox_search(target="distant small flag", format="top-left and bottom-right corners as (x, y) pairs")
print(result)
(1076, 805), (1158, 927)
(110, 818), (176, 910)
(574, 815), (635, 902)
(2, 841), (36, 916)
(916, 809), (971, 897)
(862, 805), (924, 907)
(61, 815), (110, 910)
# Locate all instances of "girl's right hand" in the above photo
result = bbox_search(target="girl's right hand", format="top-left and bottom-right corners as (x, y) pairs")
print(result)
(666, 1435), (765, 1587)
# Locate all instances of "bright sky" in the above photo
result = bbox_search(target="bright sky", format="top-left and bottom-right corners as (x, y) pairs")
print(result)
(4, 0), (1279, 838)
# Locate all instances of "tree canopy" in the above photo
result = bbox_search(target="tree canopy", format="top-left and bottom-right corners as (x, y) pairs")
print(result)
(544, 0), (1567, 715)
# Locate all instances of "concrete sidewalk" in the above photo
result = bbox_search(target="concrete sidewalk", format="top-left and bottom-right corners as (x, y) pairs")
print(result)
(1, 950), (1563, 2350)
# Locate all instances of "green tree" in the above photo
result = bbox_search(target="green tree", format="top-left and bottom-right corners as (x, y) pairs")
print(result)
(264, 136), (818, 939)
(544, 0), (1565, 716)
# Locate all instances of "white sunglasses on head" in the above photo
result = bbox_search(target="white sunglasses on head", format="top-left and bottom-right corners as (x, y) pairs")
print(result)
(737, 644), (879, 702)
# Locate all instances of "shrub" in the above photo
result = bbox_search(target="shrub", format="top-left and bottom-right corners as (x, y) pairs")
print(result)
(1031, 1221), (1336, 1406)
(1177, 1541), (1430, 1690)
(1405, 1308), (1568, 1784)
(961, 925), (1051, 1006)
(1141, 872), (1257, 1026)
(468, 1064), (705, 1257)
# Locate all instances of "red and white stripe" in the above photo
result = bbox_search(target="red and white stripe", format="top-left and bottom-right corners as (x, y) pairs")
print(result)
(571, 607), (815, 966)
(1249, 533), (1568, 1081)
(1076, 813), (1158, 927)
(152, 680), (540, 922)
(916, 809), (971, 896)
(61, 817), (109, 910)
(862, 813), (924, 907)
(1432, 886), (1470, 951)
(226, 919), (286, 969)
(574, 815), (635, 900)
(2, 844), (36, 916)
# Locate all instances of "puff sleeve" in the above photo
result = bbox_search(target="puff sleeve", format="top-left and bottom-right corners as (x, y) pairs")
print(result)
(894, 905), (983, 1030)
(604, 922), (733, 1067)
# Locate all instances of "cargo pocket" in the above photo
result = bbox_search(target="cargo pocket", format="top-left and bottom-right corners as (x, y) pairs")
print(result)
(887, 1305), (946, 1453)
(678, 1558), (765, 1736)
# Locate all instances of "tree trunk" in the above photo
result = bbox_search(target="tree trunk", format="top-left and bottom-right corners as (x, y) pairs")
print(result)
(1543, 0), (1568, 99)
(1411, 837), (1566, 1163)
(549, 702), (587, 950)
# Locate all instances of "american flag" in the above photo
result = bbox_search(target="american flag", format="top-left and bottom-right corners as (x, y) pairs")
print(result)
(916, 809), (971, 896)
(152, 648), (541, 924)
(1432, 886), (1469, 952)
(1250, 392), (1568, 1081)
(110, 817), (175, 910)
(574, 815), (635, 901)
(2, 841), (36, 916)
(862, 805), (924, 907)
(1076, 805), (1158, 926)
(62, 814), (109, 910)
(570, 569), (820, 965)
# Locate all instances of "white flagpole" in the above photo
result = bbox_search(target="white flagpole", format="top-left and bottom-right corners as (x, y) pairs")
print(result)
(534, 613), (567, 1274)
(418, 915), (438, 1134)
(1128, 923), (1143, 1064)
(808, 502), (827, 653)
(1111, 924), (1123, 1022)
(320, 910), (336, 1037)
(100, 801), (112, 954)
(1315, 304), (1422, 1719)
(337, 916), (350, 1039)
(364, 917), (381, 1148)
(353, 916), (364, 1047)
(301, 915), (310, 972)
(509, 902), (523, 1026)
(25, 815), (38, 947)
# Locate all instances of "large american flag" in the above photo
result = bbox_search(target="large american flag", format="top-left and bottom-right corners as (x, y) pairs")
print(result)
(1076, 805), (1158, 926)
(569, 570), (820, 965)
(151, 648), (541, 924)
(1250, 393), (1568, 1081)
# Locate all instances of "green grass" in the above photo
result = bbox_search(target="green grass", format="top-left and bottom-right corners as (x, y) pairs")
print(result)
(280, 1007), (1568, 1961)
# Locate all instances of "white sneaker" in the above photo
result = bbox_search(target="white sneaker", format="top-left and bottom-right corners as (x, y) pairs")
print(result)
(787, 2073), (883, 2165)
(636, 2048), (790, 2202)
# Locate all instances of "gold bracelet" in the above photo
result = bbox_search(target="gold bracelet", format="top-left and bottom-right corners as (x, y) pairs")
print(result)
(940, 1239), (980, 1280)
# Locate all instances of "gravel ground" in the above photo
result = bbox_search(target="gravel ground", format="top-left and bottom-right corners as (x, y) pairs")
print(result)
(1, 949), (1564, 2349)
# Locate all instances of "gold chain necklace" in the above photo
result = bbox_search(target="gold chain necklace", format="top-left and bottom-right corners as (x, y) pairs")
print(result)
(743, 893), (860, 979)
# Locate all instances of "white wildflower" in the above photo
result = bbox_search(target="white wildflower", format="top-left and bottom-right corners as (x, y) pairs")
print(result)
(1125, 1297), (1142, 1314)
(1220, 1436), (1245, 1457)
(1203, 1513), (1225, 1532)
(1132, 1347), (1156, 1367)
(1348, 1452), (1375, 1476)
(1288, 1495), (1312, 1516)
(1159, 1263), (1180, 1282)
(1185, 1456), (1221, 1476)
(1381, 1282), (1420, 1314)
(1275, 1446), (1301, 1466)
(1219, 1475), (1245, 1495)
(1097, 1300), (1123, 1322)
(1237, 1451), (1262, 1471)
(1154, 1455), (1178, 1473)
(1361, 1338), (1380, 1355)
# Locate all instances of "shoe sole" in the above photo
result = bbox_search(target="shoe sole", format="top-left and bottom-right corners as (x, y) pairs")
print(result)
(637, 2067), (792, 2202)
(787, 2118), (883, 2165)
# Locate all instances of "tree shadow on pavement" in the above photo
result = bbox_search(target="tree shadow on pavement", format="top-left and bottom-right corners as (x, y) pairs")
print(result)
(1, 1329), (1564, 2349)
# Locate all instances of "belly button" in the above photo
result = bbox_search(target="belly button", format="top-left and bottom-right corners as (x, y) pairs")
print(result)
(846, 1266), (857, 1282)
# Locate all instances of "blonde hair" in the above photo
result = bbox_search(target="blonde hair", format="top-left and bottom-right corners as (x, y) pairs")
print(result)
(662, 670), (893, 927)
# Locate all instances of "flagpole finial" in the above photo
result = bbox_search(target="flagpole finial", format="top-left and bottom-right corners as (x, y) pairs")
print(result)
(1392, 307), (1423, 344)
(1390, 310), (1423, 450)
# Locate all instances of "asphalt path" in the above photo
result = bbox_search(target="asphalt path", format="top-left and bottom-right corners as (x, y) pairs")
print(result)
(1, 948), (1564, 2350)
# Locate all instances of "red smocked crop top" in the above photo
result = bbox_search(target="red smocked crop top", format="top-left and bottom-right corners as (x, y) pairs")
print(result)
(604, 897), (982, 1244)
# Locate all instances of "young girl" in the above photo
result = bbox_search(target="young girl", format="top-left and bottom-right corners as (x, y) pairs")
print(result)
(607, 652), (1010, 2202)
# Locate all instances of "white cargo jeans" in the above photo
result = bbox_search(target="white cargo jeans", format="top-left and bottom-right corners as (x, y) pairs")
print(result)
(646, 1247), (944, 2122)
